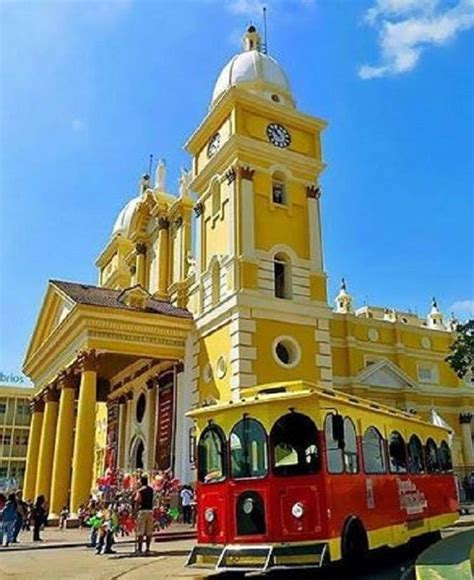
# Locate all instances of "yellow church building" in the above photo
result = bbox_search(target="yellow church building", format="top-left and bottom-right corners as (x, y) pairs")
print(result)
(22, 26), (473, 520)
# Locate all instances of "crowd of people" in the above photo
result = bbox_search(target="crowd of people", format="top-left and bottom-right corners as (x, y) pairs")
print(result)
(0, 491), (47, 546)
(0, 470), (196, 553)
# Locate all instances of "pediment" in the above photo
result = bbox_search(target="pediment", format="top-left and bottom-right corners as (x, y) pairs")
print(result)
(117, 285), (151, 309)
(355, 359), (418, 390)
(23, 283), (75, 367)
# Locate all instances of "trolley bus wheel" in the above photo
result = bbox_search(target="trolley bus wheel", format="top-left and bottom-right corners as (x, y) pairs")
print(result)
(341, 517), (369, 569)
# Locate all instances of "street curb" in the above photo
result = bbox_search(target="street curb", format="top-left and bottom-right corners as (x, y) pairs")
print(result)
(0, 532), (196, 553)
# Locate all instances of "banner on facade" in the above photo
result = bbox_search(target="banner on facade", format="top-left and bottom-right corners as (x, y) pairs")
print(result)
(156, 375), (175, 471)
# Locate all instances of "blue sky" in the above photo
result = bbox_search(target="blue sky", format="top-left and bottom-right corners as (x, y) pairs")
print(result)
(0, 0), (473, 379)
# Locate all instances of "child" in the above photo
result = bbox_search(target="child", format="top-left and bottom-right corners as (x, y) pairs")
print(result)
(95, 506), (118, 555)
(59, 506), (69, 529)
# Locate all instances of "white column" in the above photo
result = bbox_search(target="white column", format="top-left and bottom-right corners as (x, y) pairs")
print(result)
(117, 397), (127, 469)
(460, 413), (474, 465)
(239, 168), (255, 259)
(307, 186), (323, 272)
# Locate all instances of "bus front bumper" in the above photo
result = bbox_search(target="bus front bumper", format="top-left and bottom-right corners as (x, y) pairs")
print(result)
(186, 542), (329, 572)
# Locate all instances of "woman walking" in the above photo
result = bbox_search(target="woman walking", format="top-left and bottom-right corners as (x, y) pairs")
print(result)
(32, 495), (46, 542)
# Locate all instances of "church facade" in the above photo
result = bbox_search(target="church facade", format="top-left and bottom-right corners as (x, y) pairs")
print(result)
(22, 26), (473, 519)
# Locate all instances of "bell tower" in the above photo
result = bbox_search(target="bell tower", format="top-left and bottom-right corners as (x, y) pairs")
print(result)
(185, 26), (333, 402)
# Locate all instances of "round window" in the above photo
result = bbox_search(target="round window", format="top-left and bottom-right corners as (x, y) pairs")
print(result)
(273, 336), (301, 368)
(271, 94), (281, 103)
(136, 393), (146, 423)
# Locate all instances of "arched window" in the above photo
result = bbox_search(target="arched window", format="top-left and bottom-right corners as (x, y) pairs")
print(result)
(211, 181), (221, 215)
(425, 438), (440, 473)
(325, 414), (343, 473)
(343, 417), (359, 474)
(211, 261), (220, 306)
(272, 171), (286, 205)
(198, 424), (226, 483)
(274, 252), (291, 299)
(363, 426), (386, 474)
(407, 434), (425, 474)
(270, 413), (319, 476)
(230, 418), (268, 479)
(439, 440), (453, 472)
(388, 431), (407, 473)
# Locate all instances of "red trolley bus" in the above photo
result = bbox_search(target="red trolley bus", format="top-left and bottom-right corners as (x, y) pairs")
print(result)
(186, 381), (458, 572)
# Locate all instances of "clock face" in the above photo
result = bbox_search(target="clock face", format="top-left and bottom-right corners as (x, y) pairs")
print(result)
(266, 123), (291, 148)
(207, 133), (221, 158)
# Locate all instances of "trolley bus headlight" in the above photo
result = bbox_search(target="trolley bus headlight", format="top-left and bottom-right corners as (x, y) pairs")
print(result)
(243, 498), (254, 515)
(204, 508), (216, 523)
(291, 502), (304, 519)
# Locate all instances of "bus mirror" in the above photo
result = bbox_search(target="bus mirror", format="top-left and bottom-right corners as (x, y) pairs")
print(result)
(332, 414), (345, 448)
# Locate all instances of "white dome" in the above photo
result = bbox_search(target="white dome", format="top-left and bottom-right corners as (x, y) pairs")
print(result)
(112, 196), (140, 236)
(211, 28), (294, 108)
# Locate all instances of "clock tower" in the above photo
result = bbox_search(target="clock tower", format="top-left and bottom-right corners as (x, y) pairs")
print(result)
(185, 26), (333, 403)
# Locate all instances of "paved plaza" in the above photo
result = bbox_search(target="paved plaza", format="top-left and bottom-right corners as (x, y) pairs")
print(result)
(0, 536), (199, 580)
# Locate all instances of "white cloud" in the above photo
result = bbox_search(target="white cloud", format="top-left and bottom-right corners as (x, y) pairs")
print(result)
(72, 118), (86, 133)
(450, 299), (474, 318)
(359, 0), (474, 79)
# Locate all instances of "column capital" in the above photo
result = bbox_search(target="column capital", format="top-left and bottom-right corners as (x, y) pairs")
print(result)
(77, 350), (98, 373)
(44, 386), (60, 403)
(459, 412), (473, 424)
(306, 185), (321, 199)
(30, 397), (45, 413)
(225, 167), (236, 184)
(57, 369), (76, 390)
(174, 216), (183, 229)
(146, 377), (156, 390)
(118, 395), (127, 405)
(237, 166), (255, 181)
(193, 202), (204, 217)
(158, 216), (170, 230)
(126, 391), (133, 401)
(135, 242), (147, 256)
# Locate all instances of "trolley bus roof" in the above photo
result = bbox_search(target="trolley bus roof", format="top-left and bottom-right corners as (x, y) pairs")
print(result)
(186, 380), (450, 435)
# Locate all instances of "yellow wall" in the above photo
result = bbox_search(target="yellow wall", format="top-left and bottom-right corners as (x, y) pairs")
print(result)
(198, 325), (232, 402)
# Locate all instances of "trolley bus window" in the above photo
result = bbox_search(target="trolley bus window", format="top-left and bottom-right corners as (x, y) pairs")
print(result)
(325, 414), (343, 473)
(407, 434), (425, 474)
(343, 417), (359, 474)
(230, 418), (268, 479)
(270, 413), (319, 476)
(439, 440), (453, 472)
(388, 431), (408, 473)
(198, 425), (226, 483)
(362, 426), (386, 474)
(425, 438), (440, 473)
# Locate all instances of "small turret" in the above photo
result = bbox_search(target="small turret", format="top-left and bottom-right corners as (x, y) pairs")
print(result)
(335, 278), (353, 314)
(243, 25), (262, 52)
(427, 297), (444, 330)
(139, 173), (150, 195)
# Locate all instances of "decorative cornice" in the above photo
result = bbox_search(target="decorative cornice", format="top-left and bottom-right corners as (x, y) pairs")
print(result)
(158, 217), (170, 231)
(77, 349), (98, 373)
(135, 242), (147, 256)
(459, 412), (473, 424)
(306, 185), (321, 199)
(238, 166), (255, 181)
(193, 202), (204, 217)
(225, 168), (236, 184)
(30, 398), (45, 413)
